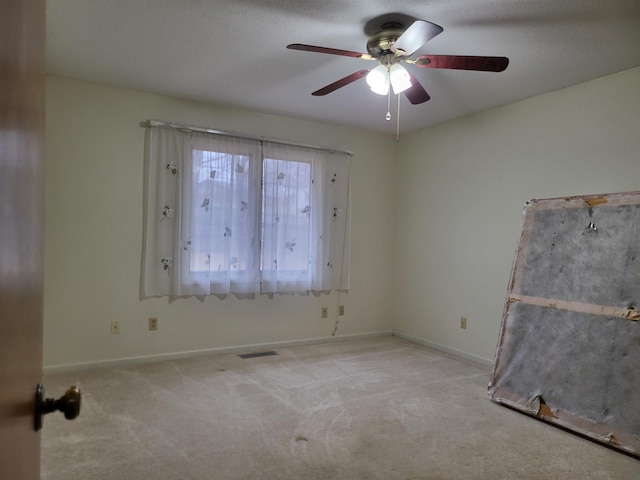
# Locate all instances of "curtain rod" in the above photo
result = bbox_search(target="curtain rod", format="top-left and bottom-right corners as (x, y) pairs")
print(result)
(140, 120), (353, 156)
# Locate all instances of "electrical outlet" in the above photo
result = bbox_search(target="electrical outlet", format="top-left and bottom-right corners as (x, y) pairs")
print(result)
(321, 307), (328, 318)
(149, 317), (158, 331)
(338, 305), (345, 316)
(111, 320), (120, 334)
(460, 316), (467, 330)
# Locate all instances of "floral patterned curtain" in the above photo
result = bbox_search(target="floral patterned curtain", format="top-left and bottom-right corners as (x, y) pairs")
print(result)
(142, 125), (350, 298)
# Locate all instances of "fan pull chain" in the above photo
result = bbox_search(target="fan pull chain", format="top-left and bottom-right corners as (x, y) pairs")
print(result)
(386, 89), (391, 121)
(396, 93), (401, 141)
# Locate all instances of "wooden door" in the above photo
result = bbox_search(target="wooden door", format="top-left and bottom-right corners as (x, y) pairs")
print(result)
(0, 0), (46, 478)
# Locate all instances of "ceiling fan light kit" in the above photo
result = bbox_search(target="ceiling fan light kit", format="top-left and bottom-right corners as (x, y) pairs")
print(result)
(287, 16), (509, 137)
(365, 63), (412, 96)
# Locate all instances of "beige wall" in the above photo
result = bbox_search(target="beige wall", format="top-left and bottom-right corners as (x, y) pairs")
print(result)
(394, 66), (640, 363)
(44, 76), (397, 368)
(45, 67), (640, 369)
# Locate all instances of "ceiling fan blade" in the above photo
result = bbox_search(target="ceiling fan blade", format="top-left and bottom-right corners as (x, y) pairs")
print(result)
(413, 55), (509, 72)
(287, 43), (375, 61)
(403, 73), (430, 105)
(311, 69), (370, 96)
(392, 20), (444, 56)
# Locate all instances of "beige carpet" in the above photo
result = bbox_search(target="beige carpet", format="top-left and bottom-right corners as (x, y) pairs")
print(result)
(41, 336), (639, 479)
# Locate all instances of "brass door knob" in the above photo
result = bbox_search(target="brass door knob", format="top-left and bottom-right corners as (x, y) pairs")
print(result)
(34, 384), (81, 431)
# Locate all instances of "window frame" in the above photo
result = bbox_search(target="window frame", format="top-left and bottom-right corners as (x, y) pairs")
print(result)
(183, 139), (315, 284)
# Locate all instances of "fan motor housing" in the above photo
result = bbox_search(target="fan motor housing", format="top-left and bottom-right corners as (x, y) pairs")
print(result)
(366, 24), (405, 58)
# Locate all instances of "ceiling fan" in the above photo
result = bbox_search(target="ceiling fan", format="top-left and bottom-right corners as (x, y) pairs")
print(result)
(287, 18), (509, 106)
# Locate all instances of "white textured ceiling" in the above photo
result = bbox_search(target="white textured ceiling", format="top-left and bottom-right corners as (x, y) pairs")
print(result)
(46, 0), (640, 135)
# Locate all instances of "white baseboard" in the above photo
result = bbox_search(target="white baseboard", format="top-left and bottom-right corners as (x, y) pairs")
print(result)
(392, 329), (494, 367)
(43, 330), (394, 374)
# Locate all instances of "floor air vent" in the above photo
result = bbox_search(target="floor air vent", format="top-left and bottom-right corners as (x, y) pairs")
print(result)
(238, 350), (279, 359)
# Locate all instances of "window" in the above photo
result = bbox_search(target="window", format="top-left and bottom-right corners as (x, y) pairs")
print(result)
(260, 156), (312, 273)
(188, 146), (255, 275)
(143, 125), (350, 298)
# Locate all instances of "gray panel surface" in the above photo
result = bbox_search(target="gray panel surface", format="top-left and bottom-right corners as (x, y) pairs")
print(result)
(496, 303), (640, 432)
(518, 205), (640, 307)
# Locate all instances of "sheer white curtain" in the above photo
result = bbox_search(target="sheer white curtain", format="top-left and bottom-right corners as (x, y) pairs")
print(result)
(260, 142), (350, 293)
(143, 126), (187, 296)
(185, 131), (263, 295)
(142, 125), (350, 298)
